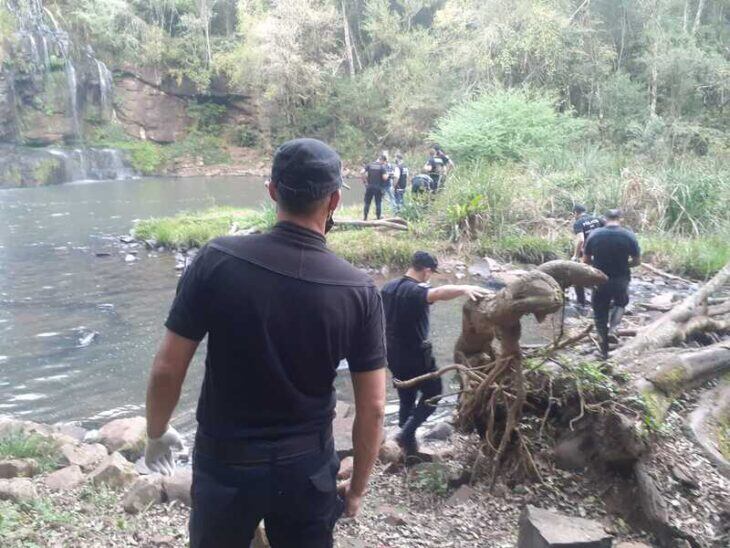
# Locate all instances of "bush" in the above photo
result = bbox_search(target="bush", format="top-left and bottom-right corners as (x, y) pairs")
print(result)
(187, 102), (228, 135)
(431, 90), (585, 164)
(165, 132), (230, 166)
(0, 430), (60, 472)
(640, 233), (730, 279)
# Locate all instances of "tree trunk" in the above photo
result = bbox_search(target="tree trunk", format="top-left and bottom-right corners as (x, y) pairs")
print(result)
(691, 0), (707, 35)
(614, 262), (730, 360)
(341, 0), (356, 78)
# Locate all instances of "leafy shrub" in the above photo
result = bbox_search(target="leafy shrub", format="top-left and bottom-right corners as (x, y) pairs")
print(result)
(230, 125), (259, 147)
(187, 102), (228, 135)
(165, 132), (230, 166)
(432, 90), (585, 164)
(0, 430), (60, 472)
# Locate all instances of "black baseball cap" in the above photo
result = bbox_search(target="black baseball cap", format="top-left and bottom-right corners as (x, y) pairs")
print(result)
(271, 138), (343, 200)
(412, 251), (439, 272)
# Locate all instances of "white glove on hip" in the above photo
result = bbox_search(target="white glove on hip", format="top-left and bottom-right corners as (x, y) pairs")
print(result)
(145, 427), (184, 476)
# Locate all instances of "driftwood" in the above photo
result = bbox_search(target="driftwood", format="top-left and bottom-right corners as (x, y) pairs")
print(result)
(334, 218), (408, 231)
(647, 342), (730, 396)
(614, 261), (730, 360)
(640, 262), (693, 284)
(537, 260), (608, 289)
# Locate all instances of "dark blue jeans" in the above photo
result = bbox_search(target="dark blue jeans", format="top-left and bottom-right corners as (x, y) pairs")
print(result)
(190, 439), (343, 548)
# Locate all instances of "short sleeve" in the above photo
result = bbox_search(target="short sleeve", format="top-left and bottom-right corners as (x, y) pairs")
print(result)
(406, 283), (429, 306)
(572, 219), (582, 234)
(347, 287), (387, 373)
(164, 247), (210, 341)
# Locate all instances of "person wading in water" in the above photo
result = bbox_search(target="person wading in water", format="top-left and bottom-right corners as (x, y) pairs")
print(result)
(381, 252), (489, 455)
(582, 209), (641, 359)
(144, 138), (386, 547)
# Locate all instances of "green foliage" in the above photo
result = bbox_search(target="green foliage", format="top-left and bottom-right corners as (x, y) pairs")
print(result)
(432, 90), (585, 164)
(133, 206), (276, 249)
(166, 133), (230, 166)
(0, 430), (60, 472)
(640, 233), (730, 280)
(88, 125), (165, 175)
(478, 232), (567, 265)
(410, 464), (451, 496)
(230, 125), (259, 148)
(188, 102), (228, 135)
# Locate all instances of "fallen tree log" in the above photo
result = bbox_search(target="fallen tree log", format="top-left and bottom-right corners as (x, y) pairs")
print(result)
(537, 260), (607, 289)
(640, 262), (693, 284)
(334, 218), (408, 231)
(648, 342), (730, 396)
(614, 261), (730, 360)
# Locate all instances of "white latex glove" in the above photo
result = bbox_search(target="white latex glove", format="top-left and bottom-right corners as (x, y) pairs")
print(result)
(145, 427), (184, 476)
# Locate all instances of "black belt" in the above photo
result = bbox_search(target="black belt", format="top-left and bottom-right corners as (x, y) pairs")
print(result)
(194, 425), (333, 465)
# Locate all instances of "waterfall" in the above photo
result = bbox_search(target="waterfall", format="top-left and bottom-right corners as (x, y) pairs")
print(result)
(96, 59), (113, 116)
(46, 147), (134, 183)
(64, 60), (80, 140)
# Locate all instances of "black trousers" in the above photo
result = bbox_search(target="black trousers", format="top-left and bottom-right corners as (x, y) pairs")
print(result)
(190, 438), (343, 548)
(397, 377), (443, 430)
(363, 186), (383, 220)
(592, 276), (630, 336)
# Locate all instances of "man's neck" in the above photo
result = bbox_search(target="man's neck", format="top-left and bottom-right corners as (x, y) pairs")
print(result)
(605, 221), (621, 228)
(405, 268), (425, 283)
(277, 211), (326, 236)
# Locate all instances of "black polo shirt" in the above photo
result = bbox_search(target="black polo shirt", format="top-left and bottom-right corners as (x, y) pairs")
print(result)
(573, 214), (604, 239)
(165, 222), (386, 440)
(584, 225), (641, 279)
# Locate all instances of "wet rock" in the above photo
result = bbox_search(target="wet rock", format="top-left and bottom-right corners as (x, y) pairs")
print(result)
(0, 459), (39, 479)
(0, 478), (38, 503)
(378, 440), (402, 465)
(162, 468), (192, 506)
(337, 456), (354, 481)
(446, 484), (477, 506)
(124, 253), (137, 263)
(98, 417), (147, 461)
(517, 505), (613, 548)
(45, 465), (85, 491)
(552, 432), (591, 471)
(60, 443), (108, 472)
(123, 475), (164, 514)
(52, 422), (88, 442)
(88, 452), (138, 489)
(333, 415), (355, 458)
(119, 235), (136, 244)
(615, 543), (652, 548)
(424, 421), (454, 441)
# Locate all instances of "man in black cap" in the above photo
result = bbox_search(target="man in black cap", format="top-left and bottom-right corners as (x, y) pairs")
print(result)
(583, 209), (641, 359)
(381, 252), (489, 455)
(571, 204), (605, 306)
(144, 138), (387, 547)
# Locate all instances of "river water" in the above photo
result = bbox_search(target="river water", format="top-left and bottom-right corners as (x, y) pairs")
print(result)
(0, 176), (480, 434)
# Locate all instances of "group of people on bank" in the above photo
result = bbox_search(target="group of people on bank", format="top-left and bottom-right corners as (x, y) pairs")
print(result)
(142, 138), (641, 547)
(361, 145), (453, 220)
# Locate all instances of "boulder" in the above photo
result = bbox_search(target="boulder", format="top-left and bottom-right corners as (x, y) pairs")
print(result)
(123, 475), (164, 514)
(615, 543), (652, 548)
(98, 417), (147, 461)
(52, 422), (88, 442)
(45, 465), (85, 491)
(337, 457), (354, 481)
(333, 415), (355, 458)
(162, 468), (192, 506)
(378, 440), (402, 465)
(88, 452), (138, 489)
(424, 421), (454, 441)
(0, 459), (39, 479)
(517, 506), (613, 548)
(0, 478), (38, 503)
(376, 503), (407, 527)
(60, 443), (108, 472)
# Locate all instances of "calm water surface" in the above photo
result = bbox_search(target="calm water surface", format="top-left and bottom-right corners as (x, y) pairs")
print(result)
(0, 176), (482, 434)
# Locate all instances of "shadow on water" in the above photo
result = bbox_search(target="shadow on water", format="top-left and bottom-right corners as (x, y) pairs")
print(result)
(0, 176), (555, 434)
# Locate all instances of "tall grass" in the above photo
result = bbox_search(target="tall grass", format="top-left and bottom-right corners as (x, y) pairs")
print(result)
(0, 431), (60, 472)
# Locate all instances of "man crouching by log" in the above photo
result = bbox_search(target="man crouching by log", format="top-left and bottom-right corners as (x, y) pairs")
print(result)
(582, 209), (641, 359)
(381, 252), (489, 455)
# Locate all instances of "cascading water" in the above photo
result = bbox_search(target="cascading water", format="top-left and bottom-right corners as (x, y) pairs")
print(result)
(0, 0), (135, 184)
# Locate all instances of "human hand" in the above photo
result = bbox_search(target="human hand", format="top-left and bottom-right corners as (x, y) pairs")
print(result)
(337, 481), (363, 518)
(144, 427), (184, 476)
(462, 285), (491, 301)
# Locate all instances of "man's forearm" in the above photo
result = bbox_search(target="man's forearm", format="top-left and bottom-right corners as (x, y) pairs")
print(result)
(428, 285), (465, 302)
(350, 405), (384, 496)
(146, 357), (185, 438)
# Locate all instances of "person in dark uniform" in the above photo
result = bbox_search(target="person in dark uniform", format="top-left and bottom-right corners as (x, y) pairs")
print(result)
(571, 204), (605, 306)
(144, 138), (387, 547)
(423, 145), (453, 192)
(362, 154), (389, 220)
(393, 153), (409, 213)
(411, 173), (432, 195)
(381, 252), (489, 455)
(583, 209), (641, 359)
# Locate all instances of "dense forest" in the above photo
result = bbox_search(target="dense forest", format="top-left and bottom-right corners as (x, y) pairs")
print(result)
(28, 0), (728, 157)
